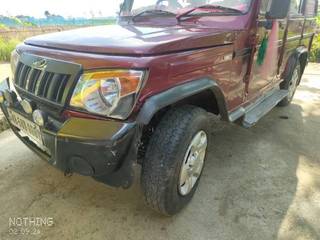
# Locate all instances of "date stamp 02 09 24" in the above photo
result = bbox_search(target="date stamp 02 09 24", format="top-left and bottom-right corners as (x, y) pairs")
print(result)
(8, 217), (54, 236)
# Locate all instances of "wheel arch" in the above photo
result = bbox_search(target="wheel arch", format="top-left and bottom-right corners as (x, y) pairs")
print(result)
(294, 45), (308, 73)
(282, 47), (308, 84)
(136, 78), (228, 125)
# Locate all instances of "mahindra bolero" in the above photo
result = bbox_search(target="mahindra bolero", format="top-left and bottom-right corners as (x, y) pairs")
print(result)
(0, 0), (318, 215)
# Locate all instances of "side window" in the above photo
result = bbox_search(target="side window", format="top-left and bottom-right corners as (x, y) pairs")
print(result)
(290, 0), (303, 15)
(260, 0), (271, 14)
(302, 0), (318, 16)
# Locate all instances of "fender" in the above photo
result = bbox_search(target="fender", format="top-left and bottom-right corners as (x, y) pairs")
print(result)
(289, 46), (308, 67)
(295, 46), (309, 66)
(295, 46), (309, 57)
(282, 46), (308, 81)
(295, 46), (309, 75)
(136, 78), (228, 125)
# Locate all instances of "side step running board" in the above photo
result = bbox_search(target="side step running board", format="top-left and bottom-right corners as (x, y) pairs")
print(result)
(242, 89), (289, 128)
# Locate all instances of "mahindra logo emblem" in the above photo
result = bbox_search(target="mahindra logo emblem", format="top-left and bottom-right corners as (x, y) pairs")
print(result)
(32, 59), (47, 70)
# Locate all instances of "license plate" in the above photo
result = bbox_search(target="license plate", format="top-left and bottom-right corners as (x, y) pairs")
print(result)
(8, 109), (44, 146)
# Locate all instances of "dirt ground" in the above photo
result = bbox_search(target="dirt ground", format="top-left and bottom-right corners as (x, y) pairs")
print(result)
(0, 63), (11, 131)
(0, 63), (11, 81)
(0, 64), (319, 240)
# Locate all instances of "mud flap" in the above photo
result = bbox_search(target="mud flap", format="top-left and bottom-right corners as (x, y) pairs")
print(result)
(92, 127), (140, 189)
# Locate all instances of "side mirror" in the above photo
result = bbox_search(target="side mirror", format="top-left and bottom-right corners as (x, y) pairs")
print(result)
(266, 0), (291, 19)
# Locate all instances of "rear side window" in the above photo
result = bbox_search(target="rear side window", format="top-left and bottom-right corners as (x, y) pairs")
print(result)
(260, 0), (271, 14)
(302, 0), (318, 16)
(290, 0), (303, 15)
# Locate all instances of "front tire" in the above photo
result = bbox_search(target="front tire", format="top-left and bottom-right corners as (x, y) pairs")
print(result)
(141, 105), (210, 215)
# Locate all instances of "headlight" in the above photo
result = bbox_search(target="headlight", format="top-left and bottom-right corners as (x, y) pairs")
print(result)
(11, 50), (19, 73)
(70, 70), (145, 119)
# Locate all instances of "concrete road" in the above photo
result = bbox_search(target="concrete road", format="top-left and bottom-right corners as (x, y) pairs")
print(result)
(0, 64), (319, 240)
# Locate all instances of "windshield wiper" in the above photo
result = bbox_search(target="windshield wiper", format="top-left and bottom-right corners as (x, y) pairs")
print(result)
(132, 10), (176, 22)
(177, 4), (243, 21)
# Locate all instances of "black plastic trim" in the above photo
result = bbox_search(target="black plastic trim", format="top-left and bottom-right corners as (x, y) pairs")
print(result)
(14, 53), (82, 109)
(0, 91), (139, 189)
(136, 78), (228, 125)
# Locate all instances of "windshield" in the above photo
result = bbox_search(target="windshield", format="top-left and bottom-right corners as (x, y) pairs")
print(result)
(121, 0), (251, 16)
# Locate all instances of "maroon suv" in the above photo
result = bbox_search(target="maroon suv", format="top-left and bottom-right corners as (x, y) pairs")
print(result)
(0, 0), (318, 215)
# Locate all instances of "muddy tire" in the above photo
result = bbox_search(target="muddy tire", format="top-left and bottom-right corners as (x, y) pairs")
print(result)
(278, 62), (301, 107)
(141, 105), (210, 215)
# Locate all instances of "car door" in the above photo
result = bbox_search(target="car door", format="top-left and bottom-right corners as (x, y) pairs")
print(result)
(248, 0), (287, 100)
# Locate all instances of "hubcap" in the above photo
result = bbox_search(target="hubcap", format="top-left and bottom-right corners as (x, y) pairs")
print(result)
(288, 68), (299, 100)
(178, 131), (208, 196)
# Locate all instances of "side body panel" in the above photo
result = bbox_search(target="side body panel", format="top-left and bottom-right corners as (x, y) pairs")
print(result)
(280, 0), (318, 76)
(249, 0), (317, 104)
(279, 17), (304, 75)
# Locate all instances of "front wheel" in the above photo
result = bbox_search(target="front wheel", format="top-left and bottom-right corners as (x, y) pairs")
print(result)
(141, 105), (210, 215)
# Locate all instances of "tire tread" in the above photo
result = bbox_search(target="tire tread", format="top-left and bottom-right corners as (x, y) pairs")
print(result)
(141, 105), (208, 215)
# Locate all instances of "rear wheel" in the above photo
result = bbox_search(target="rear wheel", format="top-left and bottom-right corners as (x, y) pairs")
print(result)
(278, 63), (301, 107)
(141, 105), (210, 215)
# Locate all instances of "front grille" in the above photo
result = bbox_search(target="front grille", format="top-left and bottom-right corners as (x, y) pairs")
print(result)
(15, 62), (70, 104)
(14, 53), (82, 107)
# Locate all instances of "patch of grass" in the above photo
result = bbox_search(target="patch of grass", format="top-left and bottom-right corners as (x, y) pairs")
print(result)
(0, 23), (8, 30)
(310, 16), (320, 62)
(310, 34), (320, 62)
(0, 37), (20, 62)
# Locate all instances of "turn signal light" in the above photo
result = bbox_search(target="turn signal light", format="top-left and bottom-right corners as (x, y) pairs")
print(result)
(33, 110), (46, 127)
(0, 91), (4, 104)
(21, 99), (35, 114)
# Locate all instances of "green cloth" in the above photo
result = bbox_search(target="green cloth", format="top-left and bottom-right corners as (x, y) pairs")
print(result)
(257, 35), (269, 66)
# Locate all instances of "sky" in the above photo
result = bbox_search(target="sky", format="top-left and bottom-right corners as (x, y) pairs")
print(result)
(1, 0), (123, 18)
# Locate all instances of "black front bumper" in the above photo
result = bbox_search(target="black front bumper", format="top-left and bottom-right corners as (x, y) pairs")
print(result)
(0, 85), (139, 188)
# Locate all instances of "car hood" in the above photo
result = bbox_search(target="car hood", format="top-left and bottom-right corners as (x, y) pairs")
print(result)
(25, 24), (235, 56)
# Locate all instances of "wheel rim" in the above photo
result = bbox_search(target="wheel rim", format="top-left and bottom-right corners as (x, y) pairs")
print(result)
(178, 130), (208, 196)
(288, 68), (299, 100)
